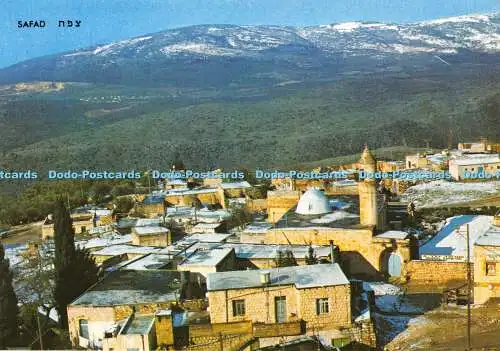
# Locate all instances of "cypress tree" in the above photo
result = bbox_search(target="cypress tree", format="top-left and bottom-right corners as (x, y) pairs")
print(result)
(274, 249), (297, 267)
(305, 246), (318, 265)
(0, 243), (19, 348)
(53, 199), (98, 329)
(53, 199), (75, 274)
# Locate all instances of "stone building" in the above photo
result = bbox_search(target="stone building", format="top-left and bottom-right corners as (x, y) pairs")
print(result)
(206, 264), (351, 331)
(131, 226), (171, 247)
(473, 214), (500, 304)
(67, 270), (194, 349)
(42, 213), (95, 240)
(134, 195), (166, 218)
(244, 147), (413, 279)
(449, 155), (500, 180)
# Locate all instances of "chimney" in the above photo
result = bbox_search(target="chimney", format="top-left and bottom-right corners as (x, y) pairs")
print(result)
(494, 212), (500, 227)
(260, 271), (271, 285)
(329, 240), (336, 264)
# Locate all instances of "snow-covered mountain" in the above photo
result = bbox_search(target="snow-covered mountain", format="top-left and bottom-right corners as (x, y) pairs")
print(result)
(1, 13), (499, 86)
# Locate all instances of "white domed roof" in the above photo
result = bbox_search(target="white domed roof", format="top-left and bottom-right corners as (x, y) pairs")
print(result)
(295, 188), (331, 215)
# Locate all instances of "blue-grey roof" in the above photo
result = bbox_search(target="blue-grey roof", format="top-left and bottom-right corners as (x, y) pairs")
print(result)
(207, 264), (348, 291)
(70, 270), (181, 306)
(475, 224), (500, 246)
(121, 314), (155, 335)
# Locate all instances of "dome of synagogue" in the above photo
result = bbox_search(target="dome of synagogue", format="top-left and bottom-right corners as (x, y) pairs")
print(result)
(360, 145), (376, 166)
(295, 188), (331, 215)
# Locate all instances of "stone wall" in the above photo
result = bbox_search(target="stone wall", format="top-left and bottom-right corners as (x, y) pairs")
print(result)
(298, 286), (352, 330)
(135, 203), (165, 218)
(207, 284), (351, 330)
(208, 285), (298, 324)
(264, 228), (412, 279)
(132, 231), (171, 247)
(67, 305), (115, 348)
(266, 190), (301, 223)
(406, 260), (469, 285)
(345, 320), (378, 349)
(186, 334), (256, 351)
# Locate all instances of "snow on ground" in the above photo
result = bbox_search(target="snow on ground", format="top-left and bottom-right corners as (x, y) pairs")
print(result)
(376, 295), (424, 313)
(363, 281), (401, 296)
(374, 314), (414, 346)
(402, 180), (500, 208)
(363, 282), (423, 313)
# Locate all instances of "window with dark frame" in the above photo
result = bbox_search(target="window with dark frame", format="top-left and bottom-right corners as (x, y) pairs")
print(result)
(79, 319), (89, 339)
(316, 298), (329, 315)
(232, 299), (245, 316)
(486, 262), (496, 276)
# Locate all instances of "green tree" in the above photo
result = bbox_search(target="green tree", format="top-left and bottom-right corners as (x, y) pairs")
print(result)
(274, 249), (297, 268)
(227, 204), (253, 230)
(53, 200), (98, 329)
(171, 152), (185, 171)
(0, 243), (19, 348)
(305, 246), (318, 265)
(113, 196), (135, 215)
(90, 183), (113, 204)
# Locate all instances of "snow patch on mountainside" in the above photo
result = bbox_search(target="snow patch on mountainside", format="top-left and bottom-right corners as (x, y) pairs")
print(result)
(47, 13), (500, 62)
(160, 42), (244, 56)
(421, 14), (491, 25)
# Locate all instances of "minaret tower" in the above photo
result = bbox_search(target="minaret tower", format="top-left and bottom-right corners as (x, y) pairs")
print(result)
(358, 145), (378, 228)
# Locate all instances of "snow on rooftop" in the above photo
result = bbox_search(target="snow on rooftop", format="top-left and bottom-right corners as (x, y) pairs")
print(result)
(122, 253), (172, 270)
(243, 222), (273, 233)
(70, 270), (181, 306)
(223, 243), (331, 259)
(309, 210), (358, 224)
(91, 244), (161, 257)
(192, 222), (223, 230)
(135, 218), (163, 227)
(375, 231), (409, 240)
(451, 155), (500, 166)
(207, 264), (349, 291)
(180, 248), (234, 267)
(475, 223), (500, 247)
(185, 233), (232, 242)
(133, 226), (169, 235)
(166, 188), (217, 196)
(77, 233), (132, 250)
(420, 215), (492, 260)
(218, 181), (252, 189)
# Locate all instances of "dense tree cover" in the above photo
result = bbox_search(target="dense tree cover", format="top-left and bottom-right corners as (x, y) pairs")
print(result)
(52, 199), (98, 329)
(0, 67), (499, 173)
(0, 180), (137, 226)
(0, 243), (19, 348)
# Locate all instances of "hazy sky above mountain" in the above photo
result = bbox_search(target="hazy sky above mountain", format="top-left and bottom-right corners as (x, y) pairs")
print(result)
(0, 0), (498, 68)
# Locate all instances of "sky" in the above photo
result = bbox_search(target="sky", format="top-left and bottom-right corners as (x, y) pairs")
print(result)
(0, 0), (498, 68)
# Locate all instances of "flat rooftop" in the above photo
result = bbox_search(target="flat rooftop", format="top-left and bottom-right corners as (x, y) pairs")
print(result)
(91, 244), (161, 257)
(207, 263), (348, 291)
(122, 253), (173, 270)
(273, 195), (361, 229)
(420, 215), (492, 260)
(133, 226), (169, 236)
(70, 270), (182, 306)
(475, 223), (500, 247)
(180, 248), (234, 267)
(121, 314), (155, 335)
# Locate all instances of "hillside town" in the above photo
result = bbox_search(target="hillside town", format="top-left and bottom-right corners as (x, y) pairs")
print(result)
(2, 139), (500, 350)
